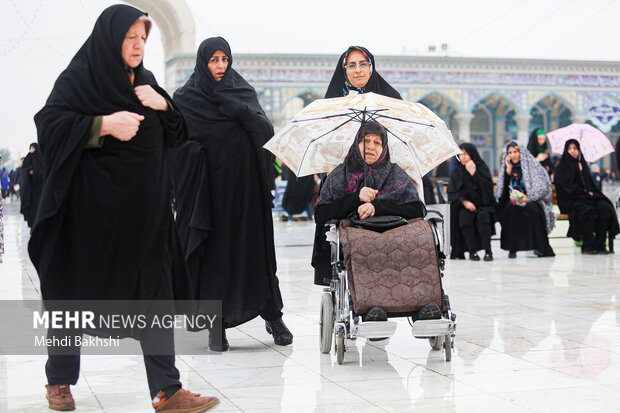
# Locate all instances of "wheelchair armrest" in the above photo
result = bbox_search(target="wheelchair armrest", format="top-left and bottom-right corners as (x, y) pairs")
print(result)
(324, 219), (340, 228)
(426, 209), (444, 220)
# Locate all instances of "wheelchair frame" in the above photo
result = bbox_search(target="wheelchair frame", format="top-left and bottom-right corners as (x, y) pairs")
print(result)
(319, 210), (457, 364)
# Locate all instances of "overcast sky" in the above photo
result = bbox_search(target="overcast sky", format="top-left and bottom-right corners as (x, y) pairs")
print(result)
(1, 0), (618, 164)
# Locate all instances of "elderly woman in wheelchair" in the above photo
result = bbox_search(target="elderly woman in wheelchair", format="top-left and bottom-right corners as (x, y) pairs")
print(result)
(311, 121), (456, 363)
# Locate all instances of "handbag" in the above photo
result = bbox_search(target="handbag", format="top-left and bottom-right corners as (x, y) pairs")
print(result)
(347, 213), (408, 233)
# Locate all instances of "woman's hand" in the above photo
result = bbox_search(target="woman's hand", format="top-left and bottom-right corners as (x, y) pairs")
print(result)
(101, 111), (144, 141)
(465, 160), (476, 176)
(505, 158), (513, 175)
(462, 200), (477, 211)
(359, 187), (378, 203)
(588, 191), (594, 196)
(134, 85), (168, 111)
(357, 202), (375, 219)
(536, 153), (548, 162)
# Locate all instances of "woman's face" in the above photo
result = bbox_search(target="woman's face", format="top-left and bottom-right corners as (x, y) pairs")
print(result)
(345, 50), (371, 89)
(358, 133), (383, 165)
(459, 150), (471, 165)
(507, 146), (521, 164)
(537, 134), (547, 146)
(567, 143), (580, 159)
(208, 50), (229, 82)
(122, 20), (147, 69)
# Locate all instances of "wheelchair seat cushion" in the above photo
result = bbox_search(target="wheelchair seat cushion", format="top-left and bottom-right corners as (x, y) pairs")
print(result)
(339, 218), (442, 314)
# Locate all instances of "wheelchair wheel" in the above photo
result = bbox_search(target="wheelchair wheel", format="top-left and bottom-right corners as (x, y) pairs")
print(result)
(444, 334), (453, 362)
(429, 335), (444, 351)
(336, 331), (345, 365)
(319, 292), (334, 354)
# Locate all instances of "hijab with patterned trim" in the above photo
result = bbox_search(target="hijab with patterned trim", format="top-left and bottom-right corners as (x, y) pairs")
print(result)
(324, 46), (401, 99)
(316, 121), (418, 206)
(496, 141), (556, 233)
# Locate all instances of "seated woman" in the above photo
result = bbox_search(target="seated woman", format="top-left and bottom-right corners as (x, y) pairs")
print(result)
(496, 141), (556, 258)
(311, 121), (439, 320)
(554, 139), (619, 254)
(448, 143), (497, 261)
(527, 128), (553, 175)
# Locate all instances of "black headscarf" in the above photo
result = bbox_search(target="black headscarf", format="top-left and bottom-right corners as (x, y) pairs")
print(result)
(173, 37), (267, 135)
(554, 139), (599, 195)
(316, 121), (418, 206)
(448, 143), (494, 207)
(324, 46), (401, 99)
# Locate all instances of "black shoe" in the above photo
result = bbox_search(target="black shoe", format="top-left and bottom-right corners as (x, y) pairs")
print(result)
(417, 302), (442, 320)
(483, 252), (493, 261)
(508, 251), (517, 259)
(582, 247), (600, 255)
(208, 328), (229, 352)
(469, 252), (480, 261)
(450, 254), (465, 260)
(365, 306), (387, 322)
(265, 319), (293, 346)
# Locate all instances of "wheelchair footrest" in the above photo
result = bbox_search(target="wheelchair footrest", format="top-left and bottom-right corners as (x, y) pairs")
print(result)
(411, 318), (456, 337)
(353, 321), (398, 339)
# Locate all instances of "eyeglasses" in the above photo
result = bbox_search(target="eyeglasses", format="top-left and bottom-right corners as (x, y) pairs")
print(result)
(345, 61), (371, 71)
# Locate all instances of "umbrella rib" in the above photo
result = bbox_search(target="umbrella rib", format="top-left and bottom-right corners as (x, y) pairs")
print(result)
(375, 113), (435, 127)
(293, 113), (357, 122)
(296, 118), (355, 176)
(384, 125), (418, 164)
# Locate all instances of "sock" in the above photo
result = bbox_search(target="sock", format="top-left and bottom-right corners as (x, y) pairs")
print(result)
(152, 385), (181, 409)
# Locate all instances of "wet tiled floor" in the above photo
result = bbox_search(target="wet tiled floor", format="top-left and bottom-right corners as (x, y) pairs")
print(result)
(0, 199), (619, 412)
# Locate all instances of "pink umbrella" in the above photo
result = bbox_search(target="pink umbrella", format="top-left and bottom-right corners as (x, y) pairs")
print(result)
(547, 123), (615, 162)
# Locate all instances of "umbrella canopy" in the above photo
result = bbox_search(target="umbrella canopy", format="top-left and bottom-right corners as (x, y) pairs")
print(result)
(547, 123), (615, 162)
(263, 92), (460, 187)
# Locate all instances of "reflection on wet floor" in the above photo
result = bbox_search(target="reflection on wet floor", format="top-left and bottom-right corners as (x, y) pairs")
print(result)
(0, 200), (619, 412)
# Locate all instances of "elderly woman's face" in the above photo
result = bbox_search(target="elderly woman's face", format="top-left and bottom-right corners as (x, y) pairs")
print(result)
(208, 50), (229, 82)
(345, 50), (371, 89)
(358, 133), (383, 165)
(122, 21), (147, 68)
(459, 150), (471, 165)
(507, 146), (521, 164)
(567, 143), (580, 159)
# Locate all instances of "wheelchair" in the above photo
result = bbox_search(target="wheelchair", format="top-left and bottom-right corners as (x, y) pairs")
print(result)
(319, 210), (456, 364)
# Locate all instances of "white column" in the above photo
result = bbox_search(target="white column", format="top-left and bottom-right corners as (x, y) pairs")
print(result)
(514, 113), (532, 145)
(454, 113), (474, 142)
(571, 113), (590, 124)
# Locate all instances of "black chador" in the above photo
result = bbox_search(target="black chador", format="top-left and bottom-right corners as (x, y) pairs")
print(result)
(171, 37), (285, 331)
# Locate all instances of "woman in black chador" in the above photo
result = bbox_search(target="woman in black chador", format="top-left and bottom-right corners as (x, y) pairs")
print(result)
(496, 141), (556, 258)
(554, 139), (619, 254)
(20, 142), (44, 227)
(311, 121), (426, 283)
(30, 5), (218, 412)
(324, 45), (401, 99)
(171, 37), (292, 351)
(448, 143), (496, 261)
(527, 128), (553, 175)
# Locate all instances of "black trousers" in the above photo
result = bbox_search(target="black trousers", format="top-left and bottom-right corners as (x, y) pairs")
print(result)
(45, 326), (181, 399)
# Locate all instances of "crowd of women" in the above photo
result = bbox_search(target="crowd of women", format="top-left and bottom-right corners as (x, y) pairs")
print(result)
(17, 3), (620, 412)
(448, 130), (619, 260)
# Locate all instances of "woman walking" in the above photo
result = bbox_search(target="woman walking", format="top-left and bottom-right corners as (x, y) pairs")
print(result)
(172, 37), (292, 351)
(30, 5), (218, 411)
